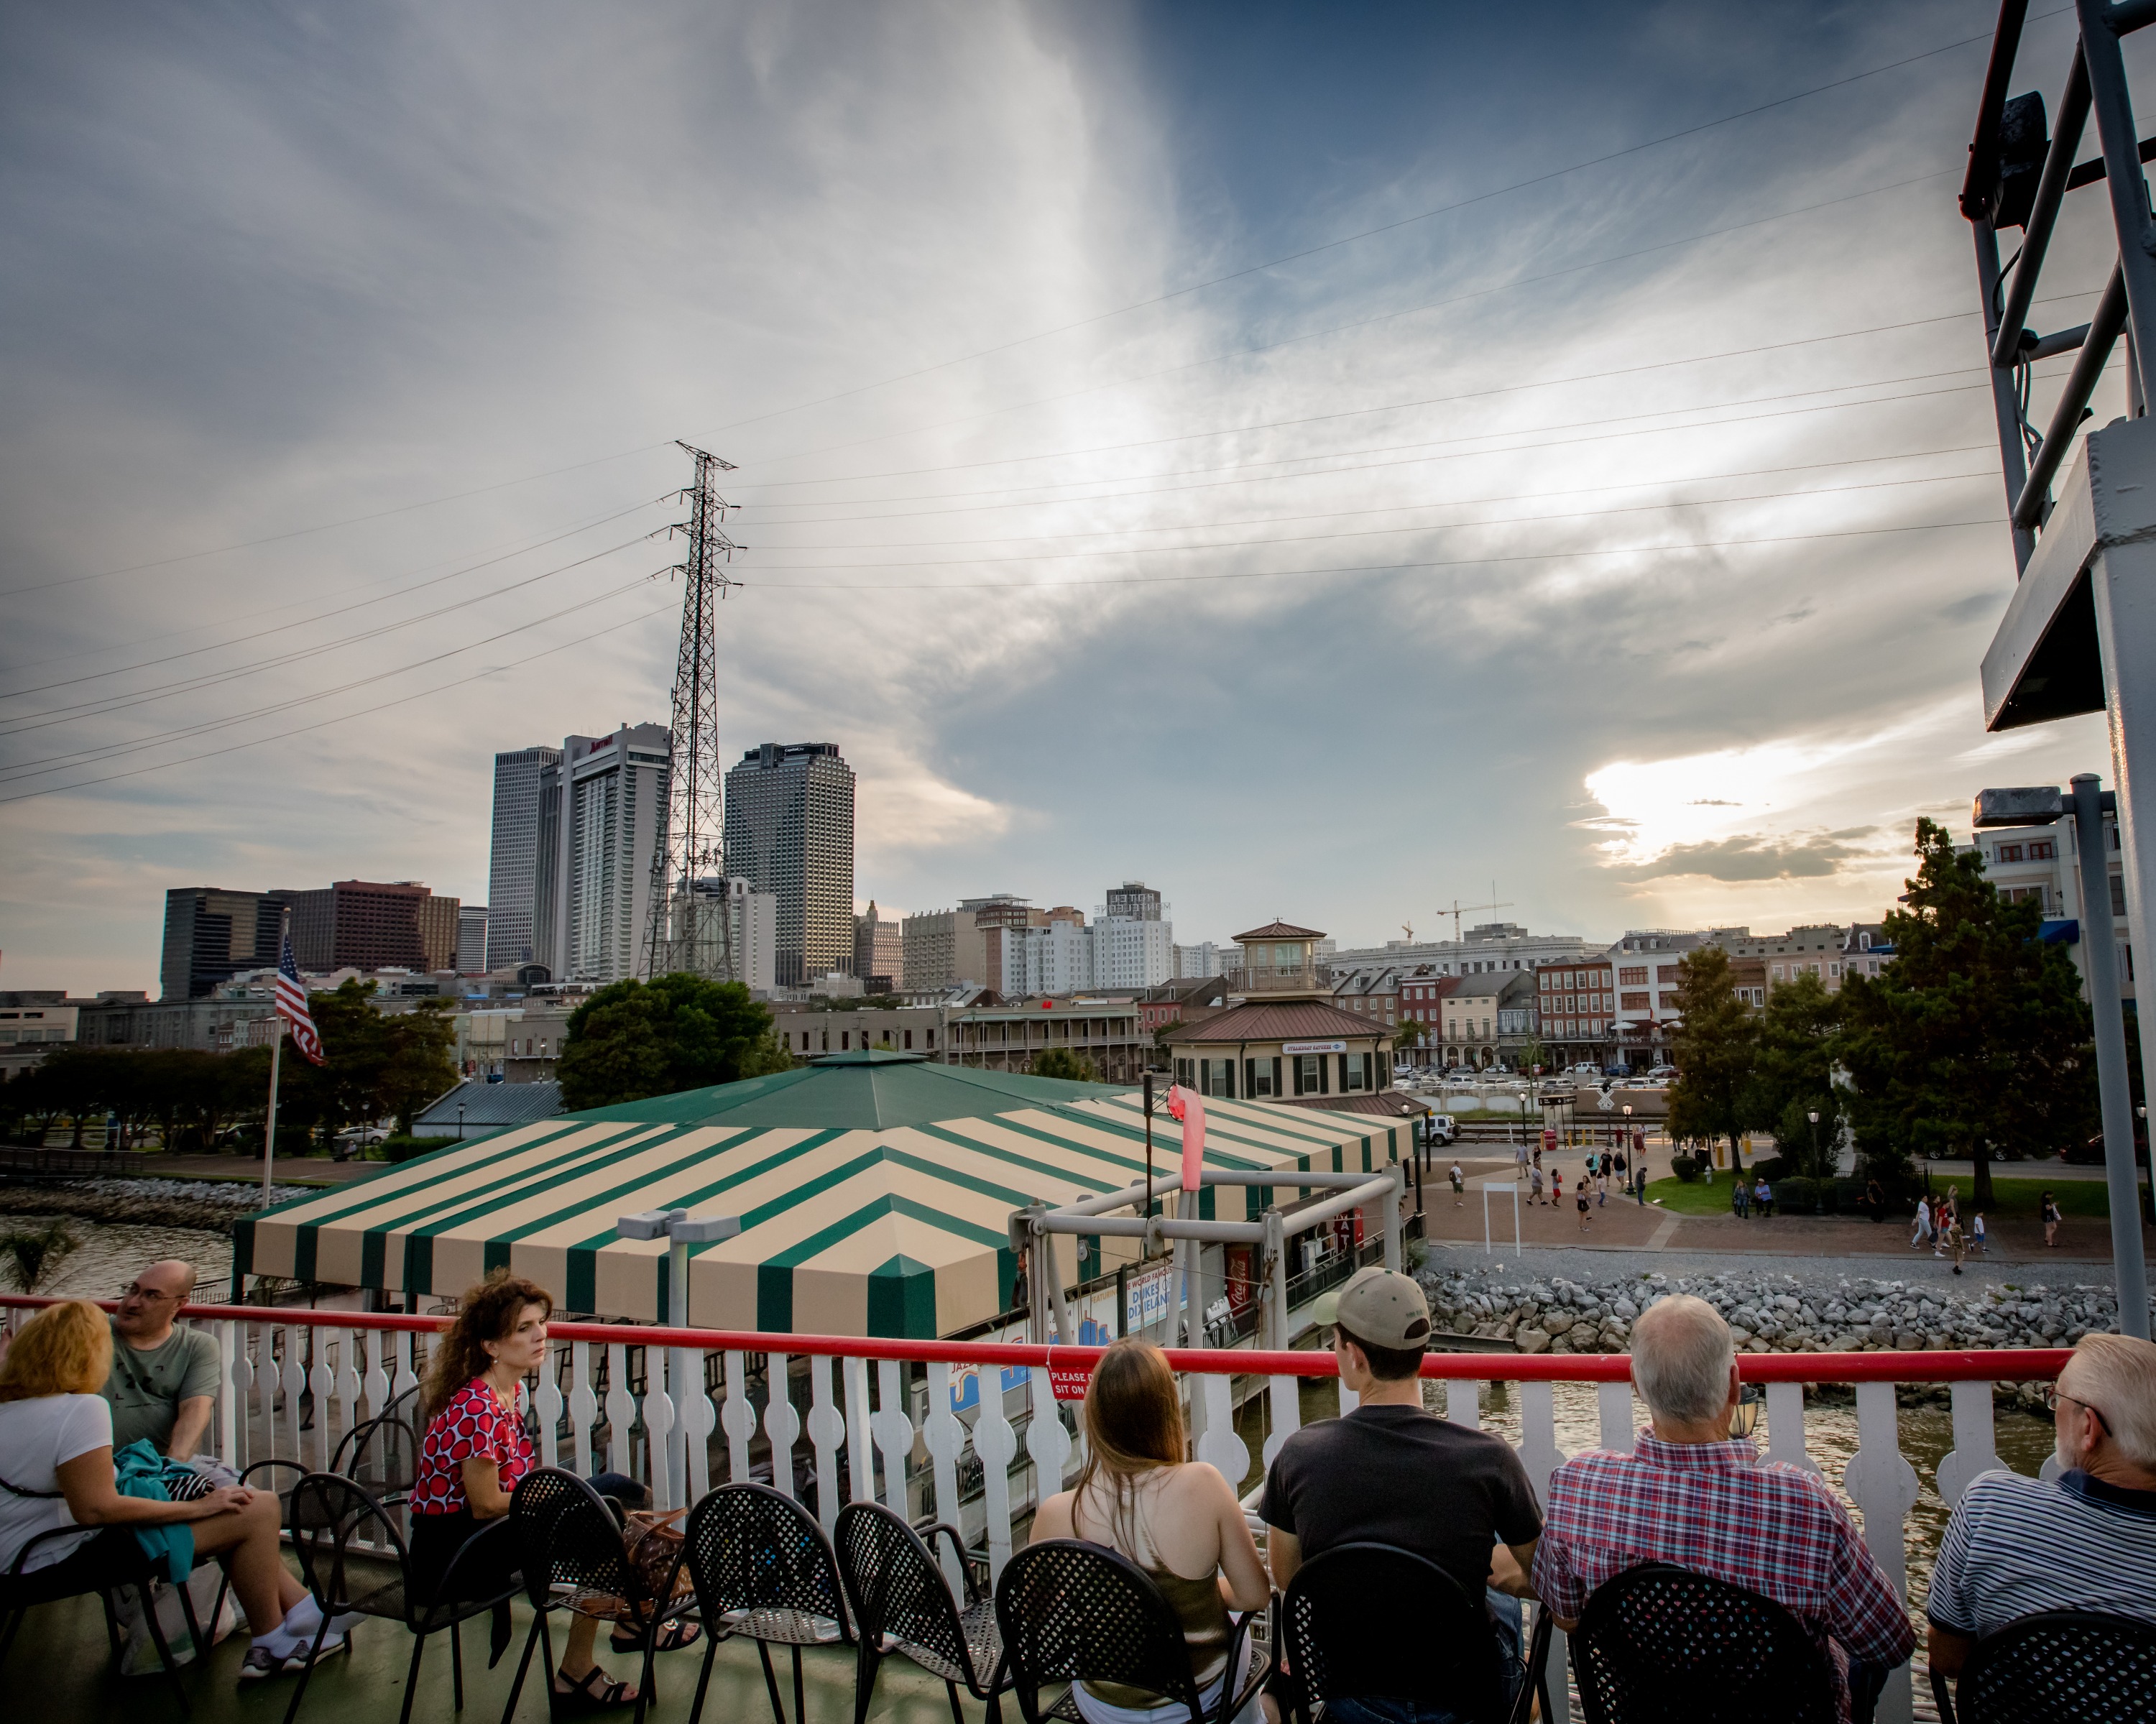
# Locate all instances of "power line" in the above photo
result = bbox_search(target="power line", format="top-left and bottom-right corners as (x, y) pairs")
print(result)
(0, 599), (682, 807)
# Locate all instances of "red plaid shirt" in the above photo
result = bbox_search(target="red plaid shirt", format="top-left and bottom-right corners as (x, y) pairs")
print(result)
(1532, 1434), (1913, 1720)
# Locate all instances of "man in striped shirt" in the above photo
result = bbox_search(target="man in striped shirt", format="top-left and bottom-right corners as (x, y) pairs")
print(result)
(1926, 1333), (2156, 1679)
(1532, 1295), (1912, 1720)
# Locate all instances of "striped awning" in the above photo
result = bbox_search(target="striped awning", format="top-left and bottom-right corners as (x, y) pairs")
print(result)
(236, 1070), (1406, 1339)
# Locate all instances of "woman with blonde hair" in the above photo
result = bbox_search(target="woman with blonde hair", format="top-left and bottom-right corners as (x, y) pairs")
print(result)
(0, 1299), (325, 1681)
(1031, 1339), (1269, 1724)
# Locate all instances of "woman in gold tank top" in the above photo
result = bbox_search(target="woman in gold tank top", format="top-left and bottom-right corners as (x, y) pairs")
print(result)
(1031, 1340), (1271, 1724)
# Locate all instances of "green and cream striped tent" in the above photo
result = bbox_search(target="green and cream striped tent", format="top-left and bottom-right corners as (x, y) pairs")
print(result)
(236, 1051), (1409, 1338)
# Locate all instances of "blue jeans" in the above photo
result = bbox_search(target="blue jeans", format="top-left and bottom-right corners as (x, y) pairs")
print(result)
(1322, 1592), (1523, 1724)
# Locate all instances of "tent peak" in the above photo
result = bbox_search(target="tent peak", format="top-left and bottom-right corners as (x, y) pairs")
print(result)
(806, 1048), (931, 1066)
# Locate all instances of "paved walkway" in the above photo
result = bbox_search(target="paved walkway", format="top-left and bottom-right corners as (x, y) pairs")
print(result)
(95, 1152), (371, 1186)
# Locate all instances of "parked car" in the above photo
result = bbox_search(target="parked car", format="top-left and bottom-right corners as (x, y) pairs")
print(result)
(1425, 1114), (1457, 1145)
(1570, 1063), (1603, 1077)
(1646, 1065), (1678, 1081)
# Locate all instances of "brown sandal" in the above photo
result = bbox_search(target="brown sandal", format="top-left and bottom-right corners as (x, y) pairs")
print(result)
(553, 1665), (640, 1711)
(612, 1615), (701, 1654)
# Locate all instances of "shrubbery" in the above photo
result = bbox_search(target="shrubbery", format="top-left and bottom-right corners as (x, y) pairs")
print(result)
(1774, 1176), (1818, 1213)
(1669, 1153), (1704, 1183)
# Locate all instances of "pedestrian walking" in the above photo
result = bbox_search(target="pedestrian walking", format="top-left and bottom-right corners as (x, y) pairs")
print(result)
(1912, 1196), (1932, 1250)
(1634, 1158), (1648, 1204)
(1595, 1167), (1607, 1207)
(2042, 1191), (2061, 1248)
(1576, 1187), (1591, 1232)
(1971, 1211), (1987, 1256)
(1551, 1169), (1564, 1207)
(1529, 1165), (1544, 1205)
(1449, 1161), (1465, 1208)
(1948, 1216), (1968, 1275)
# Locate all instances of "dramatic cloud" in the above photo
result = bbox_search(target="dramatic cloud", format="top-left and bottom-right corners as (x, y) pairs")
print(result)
(1616, 833), (1868, 883)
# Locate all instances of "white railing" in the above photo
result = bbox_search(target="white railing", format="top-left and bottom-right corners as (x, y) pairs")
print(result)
(1, 1296), (2068, 1724)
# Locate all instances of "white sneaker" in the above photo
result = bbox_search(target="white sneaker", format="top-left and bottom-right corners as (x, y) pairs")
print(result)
(282, 1630), (351, 1673)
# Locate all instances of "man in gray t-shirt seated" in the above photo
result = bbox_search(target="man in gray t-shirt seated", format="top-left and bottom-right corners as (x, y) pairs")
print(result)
(1258, 1268), (1542, 1723)
(1927, 1333), (2156, 1684)
(102, 1259), (223, 1457)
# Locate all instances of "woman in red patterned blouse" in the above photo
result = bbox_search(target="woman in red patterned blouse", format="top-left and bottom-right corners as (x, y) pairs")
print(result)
(413, 1273), (642, 1708)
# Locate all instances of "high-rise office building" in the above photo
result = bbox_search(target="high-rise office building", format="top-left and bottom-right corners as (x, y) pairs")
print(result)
(456, 905), (489, 975)
(484, 746), (561, 968)
(722, 742), (855, 987)
(1105, 881), (1164, 921)
(159, 888), (286, 1000)
(853, 900), (904, 989)
(283, 880), (460, 972)
(534, 724), (671, 985)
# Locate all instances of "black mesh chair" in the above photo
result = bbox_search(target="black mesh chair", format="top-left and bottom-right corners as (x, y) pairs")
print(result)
(995, 1539), (1268, 1724)
(834, 1499), (1005, 1724)
(1570, 1562), (1837, 1724)
(499, 1467), (691, 1724)
(1930, 1609), (2156, 1723)
(681, 1483), (853, 1724)
(333, 1410), (422, 1506)
(280, 1470), (524, 1724)
(1, 1526), (200, 1716)
(1278, 1542), (1524, 1724)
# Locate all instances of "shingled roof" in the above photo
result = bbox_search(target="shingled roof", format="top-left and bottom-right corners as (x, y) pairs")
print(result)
(1173, 997), (1392, 1044)
(1232, 921), (1328, 941)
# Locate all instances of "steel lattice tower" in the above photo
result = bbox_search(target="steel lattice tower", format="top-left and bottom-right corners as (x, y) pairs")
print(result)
(644, 441), (742, 982)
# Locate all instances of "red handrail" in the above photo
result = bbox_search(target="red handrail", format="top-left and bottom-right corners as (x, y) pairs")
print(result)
(0, 1294), (2069, 1383)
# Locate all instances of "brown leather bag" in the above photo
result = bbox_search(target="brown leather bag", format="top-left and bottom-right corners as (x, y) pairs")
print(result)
(617, 1507), (692, 1620)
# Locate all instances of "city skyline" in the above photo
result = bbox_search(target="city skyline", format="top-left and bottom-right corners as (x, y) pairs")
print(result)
(2, 4), (2125, 993)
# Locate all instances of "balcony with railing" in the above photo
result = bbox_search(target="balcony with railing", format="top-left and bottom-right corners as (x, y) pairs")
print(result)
(1225, 964), (1328, 994)
(3, 1292), (2077, 1724)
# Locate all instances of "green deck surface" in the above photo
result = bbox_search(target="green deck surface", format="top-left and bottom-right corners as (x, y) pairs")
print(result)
(26, 1588), (972, 1724)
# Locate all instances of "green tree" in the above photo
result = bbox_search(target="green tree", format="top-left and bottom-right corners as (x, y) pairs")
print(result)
(1836, 818), (2096, 1210)
(1667, 946), (1760, 1172)
(378, 1000), (460, 1134)
(1032, 1047), (1100, 1082)
(557, 974), (782, 1110)
(1747, 972), (1843, 1179)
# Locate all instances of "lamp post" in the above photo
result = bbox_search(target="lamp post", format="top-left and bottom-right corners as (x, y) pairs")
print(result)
(1974, 781), (2150, 1340)
(617, 1207), (743, 1506)
(1622, 1104), (1634, 1194)
(457, 1102), (466, 1142)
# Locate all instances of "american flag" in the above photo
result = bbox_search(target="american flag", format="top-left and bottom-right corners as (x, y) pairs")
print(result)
(275, 933), (325, 1065)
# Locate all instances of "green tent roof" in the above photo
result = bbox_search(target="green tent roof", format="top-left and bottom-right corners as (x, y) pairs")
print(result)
(572, 1048), (1126, 1131)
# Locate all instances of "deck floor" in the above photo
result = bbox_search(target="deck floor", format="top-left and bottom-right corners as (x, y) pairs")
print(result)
(23, 1590), (974, 1724)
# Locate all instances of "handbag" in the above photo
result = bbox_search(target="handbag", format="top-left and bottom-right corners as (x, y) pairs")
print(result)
(574, 1506), (691, 1625)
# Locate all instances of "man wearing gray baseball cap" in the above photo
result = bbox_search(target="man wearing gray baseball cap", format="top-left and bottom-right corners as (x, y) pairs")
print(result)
(1258, 1268), (1542, 1723)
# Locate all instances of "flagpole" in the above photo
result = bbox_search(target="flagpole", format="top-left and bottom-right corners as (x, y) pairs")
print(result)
(263, 1023), (282, 1204)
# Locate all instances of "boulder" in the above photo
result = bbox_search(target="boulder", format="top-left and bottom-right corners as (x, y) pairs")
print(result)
(1516, 1328), (1551, 1355)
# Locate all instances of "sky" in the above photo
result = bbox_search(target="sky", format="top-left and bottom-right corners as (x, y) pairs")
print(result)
(0, 0), (2139, 992)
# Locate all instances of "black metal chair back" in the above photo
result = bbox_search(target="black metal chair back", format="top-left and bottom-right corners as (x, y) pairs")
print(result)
(333, 1411), (421, 1503)
(834, 1500), (985, 1686)
(682, 1485), (852, 1724)
(1570, 1562), (1836, 1724)
(1, 1525), (198, 1717)
(996, 1538), (1266, 1724)
(1278, 1543), (1504, 1724)
(1933, 1609), (2156, 1724)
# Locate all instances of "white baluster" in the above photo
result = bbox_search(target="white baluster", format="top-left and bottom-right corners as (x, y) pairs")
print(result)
(535, 1350), (563, 1470)
(843, 1356), (873, 1508)
(1544, 1623), (1573, 1724)
(362, 1332), (391, 1424)
(284, 1330), (311, 1470)
(764, 1353), (802, 1500)
(228, 1326), (253, 1470)
(1025, 1368), (1072, 1498)
(1517, 1380), (1569, 1502)
(216, 1321), (239, 1465)
(1264, 1375), (1302, 1467)
(1596, 1380), (1635, 1454)
(257, 1327), (280, 1468)
(871, 1360), (913, 1517)
(333, 1328), (361, 1454)
(1337, 1375), (1360, 1416)
(806, 1355), (846, 1536)
(570, 1341), (596, 1480)
(973, 1380), (1020, 1584)
(645, 1372), (678, 1511)
(924, 1363), (967, 1592)
(604, 1342), (635, 1482)
(722, 1352), (755, 1487)
(683, 1348), (716, 1503)
(1936, 1379), (2002, 1506)
(392, 1332), (419, 1408)
(1445, 1379), (1480, 1429)
(1196, 1373), (1250, 1484)
(1764, 1383), (1818, 1475)
(1841, 1380), (1920, 1724)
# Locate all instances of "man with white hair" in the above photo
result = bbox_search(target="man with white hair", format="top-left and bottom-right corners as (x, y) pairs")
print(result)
(1533, 1294), (1912, 1719)
(103, 1258), (221, 1457)
(1926, 1333), (2156, 1677)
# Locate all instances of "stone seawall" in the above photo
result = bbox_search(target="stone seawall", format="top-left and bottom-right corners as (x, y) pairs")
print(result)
(0, 1176), (308, 1237)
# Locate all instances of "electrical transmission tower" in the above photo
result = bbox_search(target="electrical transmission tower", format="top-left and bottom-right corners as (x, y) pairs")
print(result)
(644, 441), (744, 983)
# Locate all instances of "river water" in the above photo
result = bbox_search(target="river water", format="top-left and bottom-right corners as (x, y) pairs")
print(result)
(1238, 1374), (2055, 1720)
(0, 1211), (232, 1298)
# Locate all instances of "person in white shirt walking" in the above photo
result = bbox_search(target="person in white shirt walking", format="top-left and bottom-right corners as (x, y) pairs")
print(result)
(1911, 1197), (1932, 1250)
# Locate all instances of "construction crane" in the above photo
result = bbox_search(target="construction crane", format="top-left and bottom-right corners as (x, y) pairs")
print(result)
(1437, 896), (1513, 941)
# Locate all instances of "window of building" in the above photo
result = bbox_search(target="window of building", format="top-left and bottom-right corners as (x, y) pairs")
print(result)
(1828, 963), (1840, 978)
(1245, 1056), (1279, 1097)
(1201, 1058), (1235, 1097)
(1621, 991), (1649, 1011)
(1994, 843), (2023, 863)
(840, 1031), (850, 1050)
(2027, 839), (2055, 859)
(1619, 967), (1646, 985)
(1296, 1053), (1326, 1094)
(903, 1030), (913, 1048)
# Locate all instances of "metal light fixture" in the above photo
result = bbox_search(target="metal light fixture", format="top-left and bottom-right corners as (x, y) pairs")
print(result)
(1731, 1383), (1765, 1440)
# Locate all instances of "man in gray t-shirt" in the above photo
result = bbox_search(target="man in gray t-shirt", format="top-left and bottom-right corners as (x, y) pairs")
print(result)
(102, 1259), (222, 1455)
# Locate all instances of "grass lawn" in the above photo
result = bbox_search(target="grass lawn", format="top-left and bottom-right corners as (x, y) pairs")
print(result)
(1642, 1173), (2129, 1220)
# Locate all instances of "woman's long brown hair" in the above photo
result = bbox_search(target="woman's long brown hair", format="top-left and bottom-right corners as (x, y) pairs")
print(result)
(421, 1270), (554, 1423)
(1071, 1338), (1187, 1554)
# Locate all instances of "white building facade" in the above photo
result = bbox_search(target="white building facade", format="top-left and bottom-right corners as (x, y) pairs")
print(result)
(535, 724), (671, 986)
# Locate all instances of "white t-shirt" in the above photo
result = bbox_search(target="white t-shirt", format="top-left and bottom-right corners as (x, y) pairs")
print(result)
(0, 1393), (112, 1572)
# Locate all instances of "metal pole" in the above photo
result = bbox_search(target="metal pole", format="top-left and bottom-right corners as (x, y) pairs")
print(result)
(1382, 1162), (1402, 1272)
(2071, 775), (2151, 1339)
(1263, 1210), (1287, 1349)
(669, 1225), (691, 1506)
(262, 1021), (282, 1204)
(2078, 0), (2156, 395)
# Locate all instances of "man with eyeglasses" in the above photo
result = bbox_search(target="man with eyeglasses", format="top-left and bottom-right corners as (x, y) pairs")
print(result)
(1926, 1333), (2156, 1680)
(101, 1260), (221, 1458)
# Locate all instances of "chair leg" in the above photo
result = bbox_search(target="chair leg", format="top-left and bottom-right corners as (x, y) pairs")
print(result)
(852, 1645), (880, 1724)
(135, 1579), (192, 1720)
(101, 1587), (124, 1661)
(280, 1613), (336, 1724)
(756, 1640), (788, 1724)
(947, 1679), (967, 1724)
(792, 1643), (806, 1724)
(399, 1629), (430, 1724)
(499, 1614), (545, 1724)
(453, 1616), (466, 1709)
(686, 1633), (720, 1724)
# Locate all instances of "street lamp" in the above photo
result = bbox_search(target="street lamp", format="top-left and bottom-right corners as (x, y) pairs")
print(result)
(457, 1102), (466, 1142)
(618, 1207), (743, 1507)
(1973, 779), (2149, 1341)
